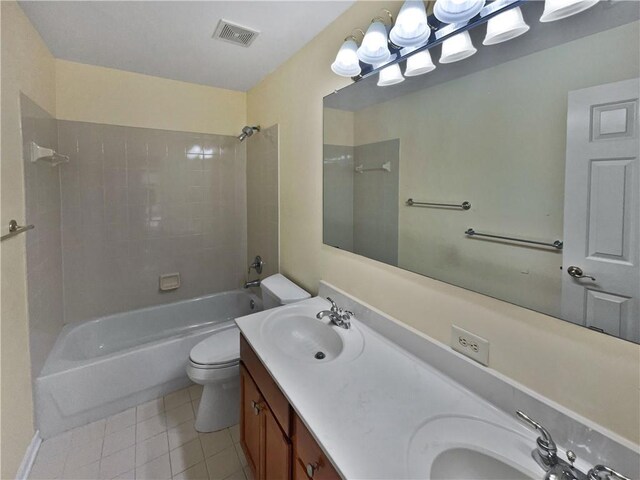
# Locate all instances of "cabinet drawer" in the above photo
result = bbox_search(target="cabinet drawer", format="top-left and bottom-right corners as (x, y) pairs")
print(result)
(293, 414), (341, 480)
(241, 334), (291, 436)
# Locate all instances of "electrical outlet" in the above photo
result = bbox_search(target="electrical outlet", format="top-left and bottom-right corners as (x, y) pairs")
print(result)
(451, 325), (489, 366)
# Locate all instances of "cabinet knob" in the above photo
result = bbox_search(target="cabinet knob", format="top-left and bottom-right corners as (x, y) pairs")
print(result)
(306, 462), (319, 478)
(251, 400), (263, 415)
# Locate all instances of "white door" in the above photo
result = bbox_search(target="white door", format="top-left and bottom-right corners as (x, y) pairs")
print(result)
(562, 78), (640, 343)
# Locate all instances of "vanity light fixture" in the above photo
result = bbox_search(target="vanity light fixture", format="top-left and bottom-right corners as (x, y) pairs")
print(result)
(331, 29), (365, 77)
(433, 0), (486, 24)
(539, 0), (598, 22)
(377, 62), (405, 86)
(483, 6), (529, 45)
(402, 46), (436, 76)
(357, 10), (394, 65)
(439, 30), (477, 63)
(389, 0), (431, 48)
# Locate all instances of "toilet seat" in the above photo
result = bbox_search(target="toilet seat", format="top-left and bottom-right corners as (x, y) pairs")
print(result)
(189, 326), (240, 369)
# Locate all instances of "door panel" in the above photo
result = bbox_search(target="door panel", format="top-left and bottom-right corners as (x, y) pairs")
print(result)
(240, 365), (264, 478)
(562, 78), (640, 343)
(264, 405), (291, 480)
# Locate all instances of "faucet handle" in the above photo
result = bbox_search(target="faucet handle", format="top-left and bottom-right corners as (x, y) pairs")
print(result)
(516, 411), (557, 463)
(326, 297), (338, 312)
(588, 465), (631, 480)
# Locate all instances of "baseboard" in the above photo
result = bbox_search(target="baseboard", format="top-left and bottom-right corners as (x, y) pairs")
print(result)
(15, 430), (41, 480)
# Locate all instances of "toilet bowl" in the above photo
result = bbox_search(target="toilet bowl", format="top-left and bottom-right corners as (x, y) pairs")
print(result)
(187, 274), (310, 432)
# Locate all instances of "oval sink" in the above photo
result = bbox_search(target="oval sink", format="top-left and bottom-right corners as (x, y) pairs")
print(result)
(407, 416), (539, 480)
(260, 305), (364, 363)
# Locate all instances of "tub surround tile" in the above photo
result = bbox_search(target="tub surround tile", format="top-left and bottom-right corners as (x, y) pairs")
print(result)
(135, 453), (172, 480)
(205, 446), (240, 480)
(135, 432), (169, 468)
(102, 425), (136, 457)
(99, 446), (135, 480)
(199, 430), (232, 459)
(105, 408), (136, 435)
(164, 388), (191, 411)
(166, 403), (194, 429)
(169, 438), (204, 476)
(136, 413), (167, 442)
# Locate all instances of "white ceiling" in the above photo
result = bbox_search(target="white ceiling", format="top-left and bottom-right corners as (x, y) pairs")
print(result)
(19, 1), (355, 92)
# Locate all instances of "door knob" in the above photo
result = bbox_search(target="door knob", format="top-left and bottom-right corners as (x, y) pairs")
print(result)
(567, 266), (596, 281)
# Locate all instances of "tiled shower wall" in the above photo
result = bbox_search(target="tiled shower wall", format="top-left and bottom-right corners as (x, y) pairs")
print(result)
(57, 121), (247, 323)
(21, 95), (65, 379)
(246, 125), (279, 279)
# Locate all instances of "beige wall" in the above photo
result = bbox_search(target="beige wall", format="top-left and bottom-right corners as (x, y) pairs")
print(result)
(247, 1), (640, 444)
(349, 22), (639, 319)
(1, 1), (57, 477)
(56, 60), (246, 136)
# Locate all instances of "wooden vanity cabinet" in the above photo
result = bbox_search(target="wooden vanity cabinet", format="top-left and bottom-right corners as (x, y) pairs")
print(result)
(239, 335), (340, 480)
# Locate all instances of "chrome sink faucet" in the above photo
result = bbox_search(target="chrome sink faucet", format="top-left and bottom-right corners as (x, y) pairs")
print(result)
(516, 411), (631, 480)
(316, 297), (353, 329)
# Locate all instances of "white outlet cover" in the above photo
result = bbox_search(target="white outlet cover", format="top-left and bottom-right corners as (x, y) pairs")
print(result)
(451, 325), (490, 366)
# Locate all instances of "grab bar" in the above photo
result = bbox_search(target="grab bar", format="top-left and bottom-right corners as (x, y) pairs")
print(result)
(465, 228), (563, 250)
(1, 220), (34, 241)
(406, 198), (471, 210)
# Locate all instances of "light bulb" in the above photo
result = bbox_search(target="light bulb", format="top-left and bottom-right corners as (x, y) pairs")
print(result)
(401, 47), (436, 76)
(377, 63), (405, 86)
(389, 1), (431, 48)
(483, 6), (529, 45)
(540, 0), (598, 22)
(439, 31), (477, 63)
(331, 38), (361, 77)
(357, 20), (391, 65)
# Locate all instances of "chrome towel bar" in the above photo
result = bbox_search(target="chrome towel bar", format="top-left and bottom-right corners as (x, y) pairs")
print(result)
(406, 198), (471, 210)
(1, 220), (34, 241)
(465, 228), (563, 250)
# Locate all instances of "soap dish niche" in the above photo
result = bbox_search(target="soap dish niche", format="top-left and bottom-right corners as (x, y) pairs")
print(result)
(159, 273), (181, 291)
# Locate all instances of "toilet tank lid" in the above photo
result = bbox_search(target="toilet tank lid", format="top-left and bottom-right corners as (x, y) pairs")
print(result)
(261, 274), (311, 304)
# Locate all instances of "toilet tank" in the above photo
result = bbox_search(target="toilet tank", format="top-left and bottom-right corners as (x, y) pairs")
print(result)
(260, 274), (311, 309)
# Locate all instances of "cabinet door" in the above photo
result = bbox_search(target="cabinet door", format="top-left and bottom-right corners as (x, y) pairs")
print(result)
(293, 415), (340, 480)
(264, 404), (291, 480)
(240, 365), (264, 478)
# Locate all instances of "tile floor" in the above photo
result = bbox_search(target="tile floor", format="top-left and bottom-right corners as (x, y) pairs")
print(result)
(30, 384), (253, 480)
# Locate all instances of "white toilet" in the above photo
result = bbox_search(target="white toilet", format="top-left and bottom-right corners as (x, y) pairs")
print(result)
(186, 274), (310, 432)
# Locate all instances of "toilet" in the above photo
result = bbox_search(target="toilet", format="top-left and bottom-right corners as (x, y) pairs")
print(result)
(186, 274), (310, 432)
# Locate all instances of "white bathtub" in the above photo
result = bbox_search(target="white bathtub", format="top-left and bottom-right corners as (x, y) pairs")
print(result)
(35, 290), (261, 438)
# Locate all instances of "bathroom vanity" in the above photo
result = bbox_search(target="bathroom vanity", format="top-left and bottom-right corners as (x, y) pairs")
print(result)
(236, 282), (639, 480)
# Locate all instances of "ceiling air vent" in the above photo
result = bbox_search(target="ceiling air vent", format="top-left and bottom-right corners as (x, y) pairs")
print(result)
(213, 19), (259, 48)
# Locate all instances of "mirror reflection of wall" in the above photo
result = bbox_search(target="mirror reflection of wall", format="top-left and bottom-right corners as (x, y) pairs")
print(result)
(323, 4), (639, 343)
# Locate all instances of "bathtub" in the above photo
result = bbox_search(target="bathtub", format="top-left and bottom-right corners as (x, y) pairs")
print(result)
(35, 290), (261, 438)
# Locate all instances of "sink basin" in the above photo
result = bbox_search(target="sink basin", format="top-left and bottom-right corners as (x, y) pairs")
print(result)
(260, 305), (364, 363)
(407, 416), (539, 480)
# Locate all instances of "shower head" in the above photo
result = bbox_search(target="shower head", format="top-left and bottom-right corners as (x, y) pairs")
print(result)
(237, 125), (260, 142)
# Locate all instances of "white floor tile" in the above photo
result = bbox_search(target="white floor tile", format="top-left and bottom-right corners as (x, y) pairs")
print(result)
(135, 453), (171, 480)
(65, 437), (103, 470)
(37, 431), (72, 462)
(136, 398), (164, 423)
(30, 452), (66, 480)
(172, 461), (208, 480)
(164, 388), (191, 411)
(205, 445), (240, 480)
(103, 425), (136, 457)
(223, 469), (246, 480)
(242, 465), (254, 480)
(168, 420), (199, 451)
(105, 408), (136, 436)
(136, 413), (166, 442)
(233, 443), (247, 468)
(169, 438), (204, 476)
(191, 400), (200, 417)
(165, 403), (194, 429)
(61, 459), (100, 480)
(135, 432), (168, 468)
(199, 429), (232, 459)
(99, 445), (135, 480)
(228, 425), (240, 444)
(113, 470), (134, 480)
(70, 420), (106, 447)
(188, 385), (203, 401)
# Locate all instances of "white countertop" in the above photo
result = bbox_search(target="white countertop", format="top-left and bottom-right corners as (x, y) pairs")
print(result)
(236, 296), (547, 479)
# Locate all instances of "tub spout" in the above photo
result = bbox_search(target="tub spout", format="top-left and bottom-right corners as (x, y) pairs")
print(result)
(244, 279), (261, 289)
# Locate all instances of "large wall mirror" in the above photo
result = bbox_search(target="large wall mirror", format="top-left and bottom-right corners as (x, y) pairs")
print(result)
(323, 1), (640, 343)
